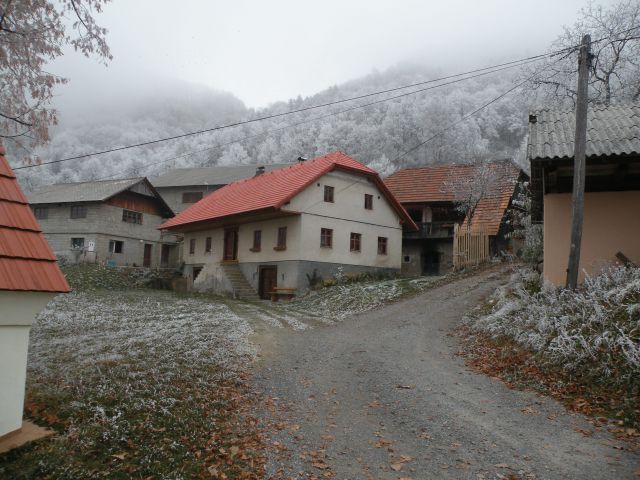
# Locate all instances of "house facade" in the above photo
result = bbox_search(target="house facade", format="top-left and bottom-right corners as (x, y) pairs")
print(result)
(385, 161), (526, 276)
(151, 164), (288, 214)
(28, 178), (178, 268)
(0, 145), (70, 440)
(529, 103), (640, 286)
(160, 152), (416, 298)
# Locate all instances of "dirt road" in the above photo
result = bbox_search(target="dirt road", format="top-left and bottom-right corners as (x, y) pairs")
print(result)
(254, 269), (639, 479)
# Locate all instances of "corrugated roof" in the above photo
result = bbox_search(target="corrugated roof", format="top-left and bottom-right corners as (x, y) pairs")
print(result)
(528, 103), (640, 161)
(150, 164), (291, 188)
(160, 151), (417, 231)
(384, 160), (522, 236)
(28, 177), (144, 204)
(0, 146), (70, 293)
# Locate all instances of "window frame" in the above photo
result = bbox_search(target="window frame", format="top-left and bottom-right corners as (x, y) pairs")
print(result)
(364, 194), (373, 210)
(251, 230), (262, 252)
(182, 191), (204, 204)
(33, 206), (48, 220)
(189, 238), (196, 255)
(323, 185), (335, 203)
(320, 228), (333, 248)
(108, 239), (124, 254)
(204, 236), (212, 253)
(350, 232), (362, 253)
(70, 237), (85, 249)
(122, 209), (143, 225)
(70, 205), (87, 219)
(377, 236), (388, 255)
(274, 226), (287, 251)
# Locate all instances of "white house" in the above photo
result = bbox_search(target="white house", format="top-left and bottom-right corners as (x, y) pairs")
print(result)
(0, 146), (70, 442)
(160, 152), (417, 299)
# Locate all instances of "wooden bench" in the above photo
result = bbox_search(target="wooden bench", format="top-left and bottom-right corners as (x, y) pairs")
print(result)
(270, 287), (296, 302)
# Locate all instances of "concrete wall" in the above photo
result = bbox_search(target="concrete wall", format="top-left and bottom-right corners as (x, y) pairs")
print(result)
(543, 191), (640, 286)
(0, 291), (55, 436)
(400, 238), (454, 277)
(35, 203), (174, 267)
(155, 185), (219, 214)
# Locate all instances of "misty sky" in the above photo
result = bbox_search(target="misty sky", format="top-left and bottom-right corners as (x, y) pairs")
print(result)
(50, 0), (616, 110)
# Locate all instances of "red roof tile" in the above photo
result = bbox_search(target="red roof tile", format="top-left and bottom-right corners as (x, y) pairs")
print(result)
(0, 146), (70, 292)
(160, 151), (417, 231)
(385, 161), (523, 236)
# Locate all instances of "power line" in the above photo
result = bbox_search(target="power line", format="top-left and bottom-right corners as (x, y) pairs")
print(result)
(96, 56), (545, 181)
(391, 56), (568, 165)
(14, 25), (640, 173)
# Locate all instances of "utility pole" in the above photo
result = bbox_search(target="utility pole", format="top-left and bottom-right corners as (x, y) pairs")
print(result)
(566, 34), (591, 290)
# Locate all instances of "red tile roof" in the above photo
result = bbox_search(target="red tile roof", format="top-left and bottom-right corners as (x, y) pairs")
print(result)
(160, 151), (417, 231)
(0, 146), (70, 292)
(384, 160), (523, 236)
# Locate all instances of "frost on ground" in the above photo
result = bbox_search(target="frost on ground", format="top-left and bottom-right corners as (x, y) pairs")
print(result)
(469, 266), (640, 385)
(275, 275), (443, 323)
(463, 266), (640, 429)
(1, 290), (263, 479)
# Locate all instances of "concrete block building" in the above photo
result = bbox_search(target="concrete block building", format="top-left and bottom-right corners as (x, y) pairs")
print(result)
(28, 178), (177, 268)
(160, 152), (417, 299)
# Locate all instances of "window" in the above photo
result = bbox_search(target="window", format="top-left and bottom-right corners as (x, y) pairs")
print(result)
(364, 194), (373, 210)
(324, 185), (334, 203)
(350, 232), (361, 252)
(122, 209), (143, 224)
(33, 206), (48, 219)
(275, 227), (287, 250)
(70, 237), (85, 249)
(109, 240), (124, 254)
(70, 205), (87, 219)
(189, 238), (196, 255)
(377, 236), (388, 255)
(320, 228), (333, 248)
(403, 255), (411, 263)
(182, 191), (203, 204)
(205, 236), (212, 253)
(251, 230), (262, 252)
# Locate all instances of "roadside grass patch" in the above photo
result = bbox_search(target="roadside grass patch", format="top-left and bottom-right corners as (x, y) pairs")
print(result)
(459, 266), (640, 433)
(0, 290), (265, 479)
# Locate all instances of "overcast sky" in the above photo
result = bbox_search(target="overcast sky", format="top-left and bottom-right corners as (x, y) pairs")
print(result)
(50, 0), (616, 110)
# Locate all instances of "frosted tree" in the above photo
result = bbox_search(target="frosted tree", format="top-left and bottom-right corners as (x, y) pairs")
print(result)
(0, 0), (112, 157)
(523, 0), (640, 106)
(218, 143), (250, 165)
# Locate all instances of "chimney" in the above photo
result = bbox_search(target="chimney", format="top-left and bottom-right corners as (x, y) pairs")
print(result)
(255, 165), (265, 176)
(297, 156), (307, 163)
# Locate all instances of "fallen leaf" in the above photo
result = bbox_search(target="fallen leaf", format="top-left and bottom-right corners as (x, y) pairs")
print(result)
(390, 463), (403, 472)
(111, 453), (127, 461)
(494, 463), (509, 469)
(396, 384), (416, 389)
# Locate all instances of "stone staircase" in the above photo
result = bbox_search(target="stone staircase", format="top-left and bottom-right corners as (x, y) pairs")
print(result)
(220, 263), (260, 301)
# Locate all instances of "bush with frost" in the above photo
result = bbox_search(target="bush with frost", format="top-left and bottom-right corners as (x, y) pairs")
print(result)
(471, 266), (640, 387)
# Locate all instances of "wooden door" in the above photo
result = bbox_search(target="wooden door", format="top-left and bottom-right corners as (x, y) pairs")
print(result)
(259, 266), (277, 300)
(143, 244), (152, 267)
(160, 244), (170, 267)
(223, 228), (238, 261)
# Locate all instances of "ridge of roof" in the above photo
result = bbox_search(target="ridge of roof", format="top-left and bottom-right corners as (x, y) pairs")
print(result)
(159, 151), (417, 231)
(0, 145), (70, 293)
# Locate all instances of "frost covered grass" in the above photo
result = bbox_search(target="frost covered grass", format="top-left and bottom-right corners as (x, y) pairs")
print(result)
(0, 290), (265, 479)
(276, 275), (443, 322)
(464, 266), (640, 426)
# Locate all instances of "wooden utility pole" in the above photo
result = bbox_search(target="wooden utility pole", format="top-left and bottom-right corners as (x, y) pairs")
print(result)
(566, 34), (591, 290)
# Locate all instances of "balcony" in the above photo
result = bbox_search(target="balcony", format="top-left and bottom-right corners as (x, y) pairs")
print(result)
(404, 221), (455, 239)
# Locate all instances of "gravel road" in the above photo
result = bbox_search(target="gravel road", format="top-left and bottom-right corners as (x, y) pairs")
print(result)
(254, 268), (639, 479)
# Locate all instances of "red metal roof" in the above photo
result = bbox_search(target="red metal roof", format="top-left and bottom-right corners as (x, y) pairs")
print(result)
(384, 161), (523, 236)
(160, 151), (417, 231)
(0, 146), (70, 292)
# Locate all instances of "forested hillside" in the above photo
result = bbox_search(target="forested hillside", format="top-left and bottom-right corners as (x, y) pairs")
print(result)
(14, 62), (534, 191)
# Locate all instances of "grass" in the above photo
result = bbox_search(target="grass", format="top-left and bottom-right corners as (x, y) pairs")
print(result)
(0, 290), (264, 479)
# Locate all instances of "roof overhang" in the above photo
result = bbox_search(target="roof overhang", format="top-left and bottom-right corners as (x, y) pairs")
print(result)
(160, 207), (300, 233)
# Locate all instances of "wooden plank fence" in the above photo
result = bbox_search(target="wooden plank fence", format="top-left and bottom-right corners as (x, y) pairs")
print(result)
(453, 223), (489, 270)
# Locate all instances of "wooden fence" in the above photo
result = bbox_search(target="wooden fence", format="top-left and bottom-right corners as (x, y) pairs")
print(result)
(453, 223), (489, 270)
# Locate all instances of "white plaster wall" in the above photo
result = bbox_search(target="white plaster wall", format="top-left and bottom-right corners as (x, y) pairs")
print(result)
(0, 291), (55, 436)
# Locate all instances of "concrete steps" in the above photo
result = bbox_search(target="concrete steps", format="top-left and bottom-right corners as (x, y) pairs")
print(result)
(220, 263), (260, 301)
